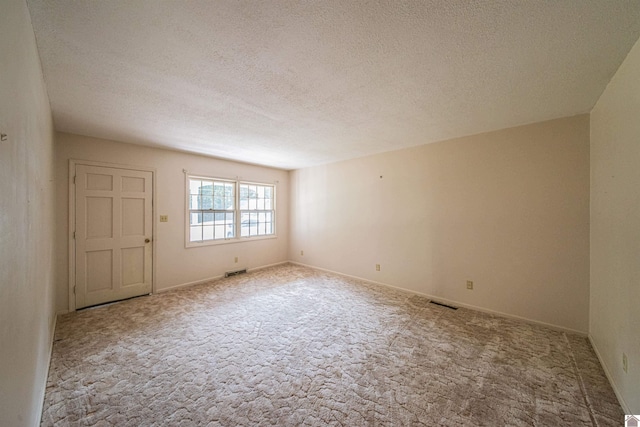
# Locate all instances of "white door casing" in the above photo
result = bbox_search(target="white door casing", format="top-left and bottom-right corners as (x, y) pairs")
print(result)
(75, 164), (153, 309)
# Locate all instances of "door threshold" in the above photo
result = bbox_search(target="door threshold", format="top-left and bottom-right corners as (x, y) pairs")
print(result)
(77, 293), (151, 311)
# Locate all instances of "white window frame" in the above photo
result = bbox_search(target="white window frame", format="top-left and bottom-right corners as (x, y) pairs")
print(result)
(238, 181), (276, 239)
(185, 174), (276, 248)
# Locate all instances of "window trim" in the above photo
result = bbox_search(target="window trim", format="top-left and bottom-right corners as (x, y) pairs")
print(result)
(185, 174), (276, 248)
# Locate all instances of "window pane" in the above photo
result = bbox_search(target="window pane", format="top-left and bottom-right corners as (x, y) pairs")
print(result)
(226, 219), (234, 237)
(190, 195), (200, 210)
(240, 212), (249, 237)
(213, 183), (225, 209)
(251, 212), (258, 236)
(190, 226), (203, 241)
(202, 225), (214, 240)
(190, 212), (202, 225)
(226, 212), (234, 238)
(203, 212), (214, 224)
(189, 179), (202, 195)
(224, 197), (234, 210)
(201, 195), (213, 210)
(201, 182), (213, 195)
(225, 183), (235, 210)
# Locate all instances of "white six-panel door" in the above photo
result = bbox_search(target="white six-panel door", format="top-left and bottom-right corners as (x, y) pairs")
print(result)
(75, 165), (153, 309)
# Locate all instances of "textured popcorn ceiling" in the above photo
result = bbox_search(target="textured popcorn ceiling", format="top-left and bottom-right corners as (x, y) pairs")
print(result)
(27, 0), (640, 170)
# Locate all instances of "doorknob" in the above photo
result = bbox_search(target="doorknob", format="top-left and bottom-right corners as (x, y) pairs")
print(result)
(145, 238), (151, 243)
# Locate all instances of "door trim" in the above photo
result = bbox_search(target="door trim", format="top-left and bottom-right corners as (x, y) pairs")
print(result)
(69, 159), (157, 312)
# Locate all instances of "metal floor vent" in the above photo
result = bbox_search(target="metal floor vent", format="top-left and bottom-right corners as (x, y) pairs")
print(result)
(225, 268), (247, 278)
(429, 300), (458, 310)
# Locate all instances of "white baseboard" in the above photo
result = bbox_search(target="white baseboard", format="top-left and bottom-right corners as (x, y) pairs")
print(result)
(288, 261), (587, 336)
(156, 261), (289, 294)
(588, 334), (630, 414)
(156, 274), (226, 293)
(247, 261), (289, 273)
(36, 311), (57, 427)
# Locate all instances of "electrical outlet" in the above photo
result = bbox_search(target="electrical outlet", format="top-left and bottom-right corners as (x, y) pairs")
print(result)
(623, 353), (628, 373)
(467, 280), (473, 290)
(376, 264), (380, 271)
(234, 256), (238, 263)
(159, 215), (168, 222)
(300, 250), (304, 256)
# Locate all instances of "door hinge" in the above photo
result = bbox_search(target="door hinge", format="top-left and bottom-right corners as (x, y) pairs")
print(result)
(73, 175), (76, 184)
(73, 286), (76, 295)
(73, 231), (76, 239)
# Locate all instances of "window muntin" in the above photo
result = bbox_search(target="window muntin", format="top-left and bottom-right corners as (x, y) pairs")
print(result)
(239, 183), (275, 237)
(188, 178), (235, 242)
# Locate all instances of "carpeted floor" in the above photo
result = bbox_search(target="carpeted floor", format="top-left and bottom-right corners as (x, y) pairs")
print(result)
(41, 263), (623, 426)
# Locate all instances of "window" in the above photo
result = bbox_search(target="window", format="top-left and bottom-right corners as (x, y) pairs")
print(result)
(186, 175), (275, 245)
(188, 178), (235, 242)
(239, 183), (275, 237)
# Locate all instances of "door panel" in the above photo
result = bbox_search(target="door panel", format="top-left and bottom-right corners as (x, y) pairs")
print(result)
(122, 198), (145, 236)
(86, 250), (113, 292)
(86, 197), (113, 238)
(122, 247), (144, 286)
(75, 165), (153, 309)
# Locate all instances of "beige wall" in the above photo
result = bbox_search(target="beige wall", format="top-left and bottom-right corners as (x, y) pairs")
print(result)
(0, 1), (56, 425)
(590, 36), (640, 413)
(290, 115), (590, 333)
(54, 133), (289, 313)
(4, 0), (633, 417)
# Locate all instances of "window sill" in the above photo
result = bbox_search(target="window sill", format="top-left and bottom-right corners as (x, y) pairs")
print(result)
(186, 234), (277, 249)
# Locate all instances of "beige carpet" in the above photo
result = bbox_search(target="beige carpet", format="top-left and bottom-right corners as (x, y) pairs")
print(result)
(42, 263), (622, 426)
